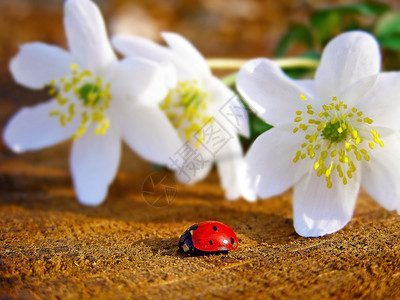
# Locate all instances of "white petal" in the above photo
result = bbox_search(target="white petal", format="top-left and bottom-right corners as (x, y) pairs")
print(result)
(237, 58), (311, 126)
(70, 123), (121, 206)
(356, 72), (400, 131)
(339, 74), (377, 107)
(9, 43), (73, 89)
(295, 79), (319, 97)
(315, 31), (381, 97)
(215, 137), (251, 200)
(361, 133), (400, 211)
(112, 34), (196, 81)
(115, 102), (182, 166)
(64, 0), (117, 73)
(174, 145), (214, 184)
(161, 32), (211, 79)
(295, 79), (330, 108)
(160, 62), (178, 89)
(112, 57), (171, 105)
(3, 99), (78, 153)
(209, 76), (250, 137)
(293, 171), (360, 237)
(244, 124), (312, 199)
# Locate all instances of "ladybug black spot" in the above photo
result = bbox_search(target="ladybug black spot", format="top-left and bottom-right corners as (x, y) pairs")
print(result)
(230, 237), (235, 244)
(213, 226), (218, 231)
(209, 240), (213, 245)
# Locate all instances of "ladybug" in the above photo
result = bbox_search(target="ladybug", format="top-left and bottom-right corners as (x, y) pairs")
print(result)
(178, 221), (238, 255)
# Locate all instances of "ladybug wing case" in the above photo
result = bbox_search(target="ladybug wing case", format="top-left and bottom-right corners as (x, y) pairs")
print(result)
(191, 221), (238, 252)
(178, 222), (238, 254)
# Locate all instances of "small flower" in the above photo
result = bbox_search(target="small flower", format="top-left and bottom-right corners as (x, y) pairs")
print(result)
(237, 31), (400, 236)
(4, 0), (181, 205)
(112, 32), (252, 200)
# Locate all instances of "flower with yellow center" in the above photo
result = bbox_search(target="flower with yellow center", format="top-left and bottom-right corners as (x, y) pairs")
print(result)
(237, 31), (400, 237)
(292, 95), (384, 189)
(159, 80), (214, 148)
(47, 63), (112, 139)
(112, 32), (253, 200)
(3, 0), (181, 206)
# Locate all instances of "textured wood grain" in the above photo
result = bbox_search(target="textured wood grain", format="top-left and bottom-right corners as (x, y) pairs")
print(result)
(0, 157), (399, 299)
(1, 1), (400, 299)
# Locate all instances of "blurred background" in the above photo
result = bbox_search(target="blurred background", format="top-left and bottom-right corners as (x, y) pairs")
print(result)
(1, 0), (400, 66)
(1, 0), (400, 166)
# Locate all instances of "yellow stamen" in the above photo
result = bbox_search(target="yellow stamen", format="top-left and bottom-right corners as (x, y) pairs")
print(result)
(291, 94), (383, 188)
(160, 80), (213, 147)
(47, 63), (112, 139)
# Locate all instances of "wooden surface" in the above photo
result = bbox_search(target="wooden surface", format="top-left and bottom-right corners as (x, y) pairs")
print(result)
(1, 155), (400, 299)
(1, 1), (400, 299)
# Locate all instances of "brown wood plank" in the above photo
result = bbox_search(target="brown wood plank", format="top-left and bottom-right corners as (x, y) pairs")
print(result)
(1, 1), (400, 298)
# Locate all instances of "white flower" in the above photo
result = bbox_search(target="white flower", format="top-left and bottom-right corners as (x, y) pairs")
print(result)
(4, 0), (181, 206)
(237, 31), (400, 237)
(112, 32), (252, 200)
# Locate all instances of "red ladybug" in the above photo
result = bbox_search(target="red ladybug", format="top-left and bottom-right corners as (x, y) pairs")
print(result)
(178, 221), (238, 255)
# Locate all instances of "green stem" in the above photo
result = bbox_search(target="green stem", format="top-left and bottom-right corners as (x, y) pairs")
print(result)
(207, 57), (319, 70)
(213, 57), (320, 86)
(221, 73), (238, 87)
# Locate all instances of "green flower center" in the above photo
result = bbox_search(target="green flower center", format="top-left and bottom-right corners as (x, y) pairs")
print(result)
(47, 63), (111, 139)
(321, 119), (348, 143)
(78, 83), (102, 106)
(160, 80), (214, 147)
(292, 95), (384, 188)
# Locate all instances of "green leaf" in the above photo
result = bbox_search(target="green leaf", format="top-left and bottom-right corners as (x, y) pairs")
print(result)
(250, 116), (273, 139)
(311, 3), (390, 44)
(378, 37), (400, 50)
(314, 3), (390, 18)
(334, 3), (390, 15)
(374, 12), (400, 50)
(275, 24), (314, 57)
(311, 10), (342, 44)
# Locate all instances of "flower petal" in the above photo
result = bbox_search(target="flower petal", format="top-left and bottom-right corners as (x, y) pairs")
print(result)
(315, 31), (381, 98)
(244, 124), (312, 200)
(112, 57), (171, 105)
(111, 34), (196, 81)
(293, 171), (360, 237)
(9, 43), (73, 89)
(361, 133), (400, 211)
(114, 102), (182, 166)
(3, 99), (78, 153)
(174, 145), (214, 184)
(215, 137), (250, 200)
(356, 72), (400, 131)
(70, 123), (121, 206)
(208, 76), (250, 138)
(64, 0), (117, 73)
(237, 58), (310, 126)
(295, 79), (318, 98)
(339, 74), (378, 107)
(161, 32), (211, 79)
